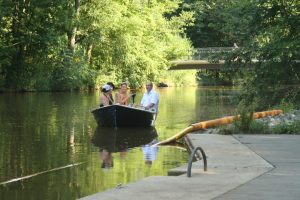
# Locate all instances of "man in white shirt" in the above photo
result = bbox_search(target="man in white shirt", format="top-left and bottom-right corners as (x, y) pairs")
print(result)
(140, 82), (159, 113)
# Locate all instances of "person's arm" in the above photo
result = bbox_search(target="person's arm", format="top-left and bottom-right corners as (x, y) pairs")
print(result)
(122, 95), (130, 105)
(115, 93), (119, 104)
(119, 94), (131, 105)
(145, 92), (159, 110)
(100, 94), (110, 106)
(115, 93), (130, 105)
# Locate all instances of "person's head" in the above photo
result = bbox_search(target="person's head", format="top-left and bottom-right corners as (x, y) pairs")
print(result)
(106, 82), (115, 91)
(120, 82), (128, 93)
(101, 84), (112, 94)
(146, 82), (153, 93)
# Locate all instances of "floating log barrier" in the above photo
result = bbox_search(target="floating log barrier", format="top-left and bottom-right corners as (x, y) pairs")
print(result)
(154, 110), (283, 146)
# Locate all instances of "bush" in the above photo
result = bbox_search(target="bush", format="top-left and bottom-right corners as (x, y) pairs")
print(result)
(232, 99), (258, 132)
(272, 120), (300, 135)
(276, 99), (295, 113)
(197, 69), (234, 86)
(219, 120), (269, 135)
(248, 121), (269, 134)
(218, 124), (237, 135)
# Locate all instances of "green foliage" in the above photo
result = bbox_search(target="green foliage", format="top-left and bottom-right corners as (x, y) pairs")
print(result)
(50, 49), (95, 91)
(196, 69), (234, 86)
(182, 0), (258, 86)
(0, 0), (193, 91)
(248, 120), (269, 134)
(238, 61), (299, 110)
(272, 120), (300, 134)
(219, 120), (269, 135)
(183, 0), (299, 109)
(220, 119), (300, 135)
(218, 125), (236, 135)
(181, 0), (256, 47)
(231, 0), (300, 109)
(276, 99), (295, 113)
(160, 70), (197, 86)
(215, 98), (265, 134)
(0, 0), (70, 91)
(233, 99), (257, 132)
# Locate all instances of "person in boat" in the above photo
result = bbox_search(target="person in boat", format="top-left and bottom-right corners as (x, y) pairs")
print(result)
(99, 84), (114, 107)
(140, 82), (159, 112)
(115, 82), (130, 105)
(115, 82), (136, 105)
(106, 82), (115, 102)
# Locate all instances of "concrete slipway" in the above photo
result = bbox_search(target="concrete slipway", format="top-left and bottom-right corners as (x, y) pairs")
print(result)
(80, 134), (300, 200)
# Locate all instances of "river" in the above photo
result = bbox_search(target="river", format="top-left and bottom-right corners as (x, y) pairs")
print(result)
(0, 87), (237, 199)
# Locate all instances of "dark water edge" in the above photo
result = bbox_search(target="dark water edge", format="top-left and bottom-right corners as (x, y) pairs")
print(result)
(0, 87), (238, 200)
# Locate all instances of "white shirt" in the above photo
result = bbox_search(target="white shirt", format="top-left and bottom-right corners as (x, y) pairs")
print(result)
(140, 89), (159, 112)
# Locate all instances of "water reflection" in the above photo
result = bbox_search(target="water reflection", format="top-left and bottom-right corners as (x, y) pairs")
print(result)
(92, 127), (158, 169)
(142, 138), (158, 166)
(0, 87), (237, 199)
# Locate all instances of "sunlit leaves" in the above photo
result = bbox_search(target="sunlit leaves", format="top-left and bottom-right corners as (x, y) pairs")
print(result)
(80, 0), (193, 87)
(0, 0), (193, 90)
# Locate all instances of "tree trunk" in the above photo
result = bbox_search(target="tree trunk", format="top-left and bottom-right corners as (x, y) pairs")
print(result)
(68, 27), (77, 51)
(87, 44), (93, 63)
(6, 1), (25, 90)
(68, 0), (80, 51)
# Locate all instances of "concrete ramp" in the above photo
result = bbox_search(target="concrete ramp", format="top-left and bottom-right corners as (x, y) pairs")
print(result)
(80, 134), (273, 200)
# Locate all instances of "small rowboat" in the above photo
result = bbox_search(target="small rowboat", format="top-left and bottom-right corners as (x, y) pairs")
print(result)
(91, 104), (156, 127)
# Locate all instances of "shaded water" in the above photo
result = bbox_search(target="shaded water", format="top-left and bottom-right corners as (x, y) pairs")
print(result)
(0, 87), (237, 199)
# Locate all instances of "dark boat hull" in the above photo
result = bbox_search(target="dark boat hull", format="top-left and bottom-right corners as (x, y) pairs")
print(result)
(91, 105), (156, 127)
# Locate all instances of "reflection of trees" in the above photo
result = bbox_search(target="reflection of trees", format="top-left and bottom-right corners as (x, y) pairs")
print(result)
(157, 87), (196, 126)
(155, 87), (237, 129)
(195, 87), (237, 121)
(0, 92), (96, 198)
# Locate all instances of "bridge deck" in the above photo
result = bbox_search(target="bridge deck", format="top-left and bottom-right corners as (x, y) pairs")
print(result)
(170, 60), (226, 70)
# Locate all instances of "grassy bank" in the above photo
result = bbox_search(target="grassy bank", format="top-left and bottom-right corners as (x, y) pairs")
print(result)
(219, 110), (300, 135)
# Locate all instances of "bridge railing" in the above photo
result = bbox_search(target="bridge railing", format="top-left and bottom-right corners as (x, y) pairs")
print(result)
(188, 47), (238, 60)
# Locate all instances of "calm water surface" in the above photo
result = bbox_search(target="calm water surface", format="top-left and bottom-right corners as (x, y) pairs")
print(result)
(0, 87), (237, 199)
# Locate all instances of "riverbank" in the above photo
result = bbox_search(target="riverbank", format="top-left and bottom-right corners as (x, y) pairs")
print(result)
(201, 110), (300, 135)
(256, 109), (300, 127)
(80, 133), (300, 200)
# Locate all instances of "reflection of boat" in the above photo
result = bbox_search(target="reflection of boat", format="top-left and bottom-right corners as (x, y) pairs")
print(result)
(91, 126), (158, 152)
(91, 105), (156, 127)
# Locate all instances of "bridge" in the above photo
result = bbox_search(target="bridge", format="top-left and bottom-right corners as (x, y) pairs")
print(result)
(169, 47), (299, 70)
(169, 47), (237, 70)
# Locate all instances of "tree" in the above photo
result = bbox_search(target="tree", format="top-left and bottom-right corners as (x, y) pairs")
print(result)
(0, 0), (194, 91)
(78, 0), (194, 88)
(0, 0), (71, 90)
(181, 0), (263, 47)
(184, 0), (299, 108)
(237, 0), (300, 109)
